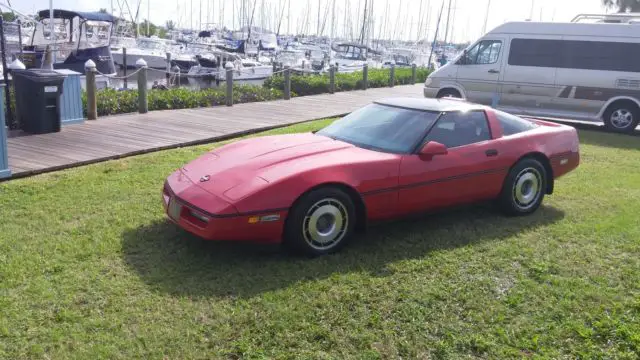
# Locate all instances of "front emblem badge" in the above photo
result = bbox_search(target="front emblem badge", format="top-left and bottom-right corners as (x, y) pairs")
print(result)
(200, 175), (210, 182)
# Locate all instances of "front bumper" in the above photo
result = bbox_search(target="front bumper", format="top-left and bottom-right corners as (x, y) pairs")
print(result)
(163, 171), (286, 243)
(424, 86), (438, 98)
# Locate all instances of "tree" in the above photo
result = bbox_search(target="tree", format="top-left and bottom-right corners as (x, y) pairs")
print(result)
(165, 20), (175, 31)
(603, 0), (640, 13)
(98, 8), (108, 13)
(139, 19), (157, 37)
(1, 12), (17, 21)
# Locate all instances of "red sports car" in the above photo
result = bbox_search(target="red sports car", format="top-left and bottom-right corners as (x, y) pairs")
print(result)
(163, 98), (579, 255)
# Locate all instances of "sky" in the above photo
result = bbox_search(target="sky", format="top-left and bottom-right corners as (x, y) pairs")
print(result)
(10, 0), (610, 42)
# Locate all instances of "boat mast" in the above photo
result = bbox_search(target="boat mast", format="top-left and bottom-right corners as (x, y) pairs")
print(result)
(317, 0), (321, 36)
(147, 0), (150, 35)
(330, 0), (335, 60)
(287, 0), (290, 35)
(392, 0), (402, 41)
(49, 0), (55, 63)
(247, 0), (257, 41)
(276, 0), (286, 36)
(450, 0), (457, 44)
(442, 0), (452, 45)
(416, 0), (424, 42)
(482, 0), (491, 34)
(359, 0), (367, 44)
(427, 0), (445, 67)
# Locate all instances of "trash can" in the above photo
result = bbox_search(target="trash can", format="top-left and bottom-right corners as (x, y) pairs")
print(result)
(12, 69), (67, 134)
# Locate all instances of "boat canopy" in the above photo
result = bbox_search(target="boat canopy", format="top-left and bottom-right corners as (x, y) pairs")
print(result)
(37, 9), (117, 23)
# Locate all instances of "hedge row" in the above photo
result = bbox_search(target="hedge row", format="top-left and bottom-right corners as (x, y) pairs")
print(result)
(83, 85), (287, 117)
(263, 67), (430, 96)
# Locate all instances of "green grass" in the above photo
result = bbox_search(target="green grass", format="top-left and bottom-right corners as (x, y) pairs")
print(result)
(1, 120), (639, 359)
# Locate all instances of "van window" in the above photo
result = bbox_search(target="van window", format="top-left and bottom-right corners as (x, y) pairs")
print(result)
(563, 40), (637, 72)
(508, 38), (563, 68)
(458, 40), (502, 65)
(494, 110), (538, 136)
(509, 38), (640, 72)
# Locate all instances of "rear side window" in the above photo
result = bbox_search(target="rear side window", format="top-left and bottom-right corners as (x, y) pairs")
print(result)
(495, 111), (538, 136)
(508, 38), (640, 72)
(508, 38), (563, 68)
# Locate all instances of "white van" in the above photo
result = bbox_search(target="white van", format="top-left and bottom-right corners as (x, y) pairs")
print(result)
(424, 16), (640, 133)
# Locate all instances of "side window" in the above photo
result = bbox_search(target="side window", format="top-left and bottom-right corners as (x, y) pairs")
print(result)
(476, 41), (502, 64)
(508, 38), (564, 68)
(494, 111), (539, 136)
(424, 111), (491, 148)
(458, 40), (502, 65)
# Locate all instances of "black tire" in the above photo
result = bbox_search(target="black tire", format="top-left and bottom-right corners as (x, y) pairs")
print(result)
(498, 158), (547, 216)
(603, 101), (640, 134)
(284, 187), (356, 256)
(436, 88), (462, 99)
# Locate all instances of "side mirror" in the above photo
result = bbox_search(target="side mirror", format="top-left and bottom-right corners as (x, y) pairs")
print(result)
(419, 141), (448, 160)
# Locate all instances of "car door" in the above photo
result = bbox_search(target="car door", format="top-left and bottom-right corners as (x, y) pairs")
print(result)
(455, 38), (506, 105)
(397, 110), (507, 215)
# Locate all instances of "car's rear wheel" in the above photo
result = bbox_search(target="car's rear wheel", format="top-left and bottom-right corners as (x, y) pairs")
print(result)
(499, 158), (547, 216)
(284, 187), (356, 256)
(603, 101), (640, 133)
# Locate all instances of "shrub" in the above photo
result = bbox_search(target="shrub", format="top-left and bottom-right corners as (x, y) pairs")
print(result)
(263, 67), (431, 95)
(83, 85), (286, 117)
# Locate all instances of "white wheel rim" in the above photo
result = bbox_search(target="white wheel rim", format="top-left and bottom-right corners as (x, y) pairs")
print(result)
(303, 198), (348, 251)
(513, 167), (542, 211)
(610, 109), (633, 129)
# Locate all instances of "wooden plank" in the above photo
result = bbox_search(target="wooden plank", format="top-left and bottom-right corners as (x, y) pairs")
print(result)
(4, 85), (424, 179)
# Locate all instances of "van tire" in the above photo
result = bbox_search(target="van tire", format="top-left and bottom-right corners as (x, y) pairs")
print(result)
(603, 100), (640, 133)
(436, 89), (462, 99)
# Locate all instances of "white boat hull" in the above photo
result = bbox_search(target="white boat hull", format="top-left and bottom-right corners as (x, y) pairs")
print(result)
(112, 51), (167, 69)
(187, 65), (273, 80)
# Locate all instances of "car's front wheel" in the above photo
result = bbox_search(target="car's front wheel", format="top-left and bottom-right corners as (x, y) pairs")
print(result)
(284, 187), (356, 256)
(498, 158), (547, 216)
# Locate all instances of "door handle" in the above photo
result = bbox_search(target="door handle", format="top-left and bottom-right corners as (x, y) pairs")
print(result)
(485, 149), (498, 157)
(488, 69), (500, 74)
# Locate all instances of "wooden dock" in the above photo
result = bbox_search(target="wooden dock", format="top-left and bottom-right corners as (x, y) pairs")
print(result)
(6, 85), (423, 179)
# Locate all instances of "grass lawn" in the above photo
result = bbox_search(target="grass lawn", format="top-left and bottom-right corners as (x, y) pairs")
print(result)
(1, 120), (639, 359)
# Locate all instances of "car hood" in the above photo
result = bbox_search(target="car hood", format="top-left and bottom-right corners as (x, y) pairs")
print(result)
(180, 133), (359, 198)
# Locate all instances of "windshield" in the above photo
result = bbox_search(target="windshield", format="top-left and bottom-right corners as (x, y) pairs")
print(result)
(317, 104), (440, 153)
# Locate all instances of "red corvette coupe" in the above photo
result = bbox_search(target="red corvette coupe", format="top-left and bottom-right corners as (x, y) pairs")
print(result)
(163, 98), (579, 255)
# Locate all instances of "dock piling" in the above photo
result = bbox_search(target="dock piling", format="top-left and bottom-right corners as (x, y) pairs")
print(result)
(411, 63), (417, 85)
(122, 48), (128, 89)
(363, 64), (369, 90)
(84, 60), (97, 120)
(136, 58), (148, 114)
(225, 62), (234, 106)
(390, 63), (396, 88)
(165, 52), (172, 86)
(284, 65), (291, 100)
(329, 66), (335, 94)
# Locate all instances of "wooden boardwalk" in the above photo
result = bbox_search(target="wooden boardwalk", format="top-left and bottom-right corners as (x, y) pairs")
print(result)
(6, 85), (423, 178)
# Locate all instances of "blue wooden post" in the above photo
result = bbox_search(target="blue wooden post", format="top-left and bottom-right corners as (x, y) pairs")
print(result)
(54, 69), (84, 125)
(0, 85), (11, 179)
